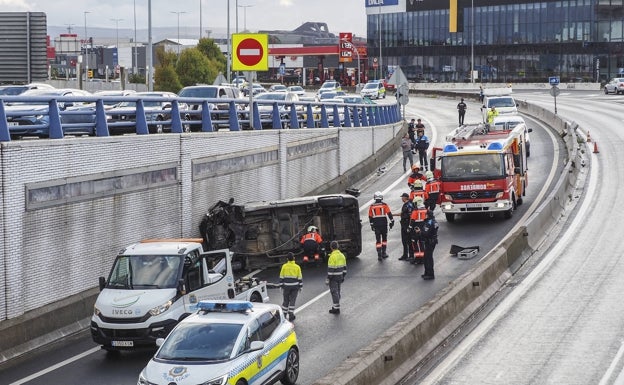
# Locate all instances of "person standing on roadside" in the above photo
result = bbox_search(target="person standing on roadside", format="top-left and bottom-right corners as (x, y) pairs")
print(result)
(421, 209), (439, 280)
(414, 125), (430, 171)
(279, 252), (303, 321)
(487, 106), (499, 124)
(457, 98), (467, 126)
(396, 192), (414, 261)
(408, 118), (417, 144)
(326, 241), (347, 314)
(401, 133), (414, 172)
(424, 170), (441, 211)
(368, 191), (394, 261)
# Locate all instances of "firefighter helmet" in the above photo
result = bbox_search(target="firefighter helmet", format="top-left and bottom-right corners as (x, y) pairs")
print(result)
(425, 171), (434, 181)
(374, 191), (383, 201)
(413, 196), (424, 207)
(412, 179), (424, 189)
(411, 164), (420, 172)
(307, 225), (318, 233)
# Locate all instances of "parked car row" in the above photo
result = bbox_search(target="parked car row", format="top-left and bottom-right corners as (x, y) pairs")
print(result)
(1, 82), (390, 139)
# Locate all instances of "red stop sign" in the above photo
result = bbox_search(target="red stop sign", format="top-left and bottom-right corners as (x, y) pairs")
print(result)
(236, 38), (264, 67)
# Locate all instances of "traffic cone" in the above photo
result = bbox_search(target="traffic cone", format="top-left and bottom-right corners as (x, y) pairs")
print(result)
(593, 142), (599, 153)
(587, 131), (592, 142)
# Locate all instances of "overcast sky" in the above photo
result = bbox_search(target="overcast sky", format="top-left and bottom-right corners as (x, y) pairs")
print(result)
(1, 0), (368, 38)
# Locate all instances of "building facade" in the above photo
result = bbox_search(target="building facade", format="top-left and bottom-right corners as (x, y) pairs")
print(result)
(366, 0), (624, 83)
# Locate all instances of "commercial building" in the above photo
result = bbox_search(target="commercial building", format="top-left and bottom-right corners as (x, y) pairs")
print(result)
(366, 0), (624, 83)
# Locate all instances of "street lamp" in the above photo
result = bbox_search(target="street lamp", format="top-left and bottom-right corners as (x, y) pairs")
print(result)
(111, 18), (123, 79)
(237, 3), (254, 32)
(471, 0), (475, 83)
(378, 5), (384, 81)
(84, 11), (91, 82)
(199, 0), (203, 39)
(111, 18), (123, 49)
(133, 0), (138, 76)
(227, 0), (231, 83)
(170, 11), (187, 56)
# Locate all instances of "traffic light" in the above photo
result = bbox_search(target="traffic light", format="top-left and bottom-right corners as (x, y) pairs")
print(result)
(88, 70), (93, 78)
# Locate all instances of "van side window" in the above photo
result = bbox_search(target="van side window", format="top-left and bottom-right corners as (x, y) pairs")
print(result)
(185, 251), (202, 291)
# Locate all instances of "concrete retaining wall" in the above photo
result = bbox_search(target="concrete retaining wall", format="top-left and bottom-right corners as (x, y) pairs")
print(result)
(312, 99), (590, 385)
(0, 122), (404, 363)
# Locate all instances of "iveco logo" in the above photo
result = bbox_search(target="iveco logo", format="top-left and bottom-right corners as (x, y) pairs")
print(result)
(470, 191), (478, 199)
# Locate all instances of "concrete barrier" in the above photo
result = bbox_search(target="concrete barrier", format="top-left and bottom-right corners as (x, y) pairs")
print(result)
(312, 98), (590, 385)
(0, 122), (406, 365)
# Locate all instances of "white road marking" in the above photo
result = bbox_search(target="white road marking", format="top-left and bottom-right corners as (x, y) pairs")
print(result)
(599, 340), (624, 385)
(9, 346), (101, 385)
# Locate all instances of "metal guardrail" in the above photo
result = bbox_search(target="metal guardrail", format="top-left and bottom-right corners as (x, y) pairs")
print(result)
(0, 95), (401, 141)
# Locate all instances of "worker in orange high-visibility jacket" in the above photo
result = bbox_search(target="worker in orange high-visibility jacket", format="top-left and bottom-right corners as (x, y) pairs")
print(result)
(409, 179), (429, 203)
(424, 170), (441, 211)
(408, 196), (428, 264)
(300, 225), (323, 263)
(368, 191), (394, 261)
(407, 163), (427, 188)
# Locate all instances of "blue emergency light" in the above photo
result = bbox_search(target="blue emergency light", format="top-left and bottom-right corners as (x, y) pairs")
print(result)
(487, 142), (504, 151)
(198, 300), (254, 313)
(443, 144), (458, 153)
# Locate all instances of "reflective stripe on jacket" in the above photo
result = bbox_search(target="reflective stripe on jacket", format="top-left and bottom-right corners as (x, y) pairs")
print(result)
(327, 249), (347, 277)
(425, 180), (441, 194)
(280, 260), (303, 288)
(300, 232), (322, 244)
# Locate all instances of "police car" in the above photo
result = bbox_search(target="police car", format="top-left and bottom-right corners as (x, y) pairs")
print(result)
(137, 301), (299, 385)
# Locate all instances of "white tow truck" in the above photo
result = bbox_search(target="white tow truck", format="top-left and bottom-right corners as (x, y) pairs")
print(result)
(90, 238), (269, 351)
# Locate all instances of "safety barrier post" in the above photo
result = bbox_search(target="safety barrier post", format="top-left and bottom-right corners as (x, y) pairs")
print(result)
(379, 105), (387, 125)
(393, 104), (400, 122)
(352, 105), (361, 127)
(375, 105), (382, 125)
(306, 104), (315, 128)
(94, 99), (110, 136)
(367, 106), (376, 126)
(289, 103), (299, 128)
(0, 101), (10, 141)
(320, 105), (329, 128)
(252, 102), (262, 130)
(48, 99), (64, 139)
(228, 101), (240, 131)
(332, 104), (341, 127)
(135, 100), (149, 134)
(170, 100), (183, 133)
(343, 105), (352, 127)
(271, 102), (282, 129)
(360, 106), (369, 127)
(201, 101), (214, 132)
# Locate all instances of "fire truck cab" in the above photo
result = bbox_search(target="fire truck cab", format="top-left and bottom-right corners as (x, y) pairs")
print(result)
(431, 121), (529, 222)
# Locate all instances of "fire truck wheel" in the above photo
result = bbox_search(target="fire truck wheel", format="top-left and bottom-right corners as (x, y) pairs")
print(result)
(445, 213), (455, 222)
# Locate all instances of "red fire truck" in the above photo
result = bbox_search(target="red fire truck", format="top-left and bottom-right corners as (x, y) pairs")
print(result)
(430, 121), (529, 222)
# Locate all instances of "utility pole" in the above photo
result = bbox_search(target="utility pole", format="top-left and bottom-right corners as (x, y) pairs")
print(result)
(84, 11), (91, 82)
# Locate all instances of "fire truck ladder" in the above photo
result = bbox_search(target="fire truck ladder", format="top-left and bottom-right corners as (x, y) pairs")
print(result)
(446, 123), (487, 142)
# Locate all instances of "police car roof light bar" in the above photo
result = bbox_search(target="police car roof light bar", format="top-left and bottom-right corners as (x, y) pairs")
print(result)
(198, 300), (254, 313)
